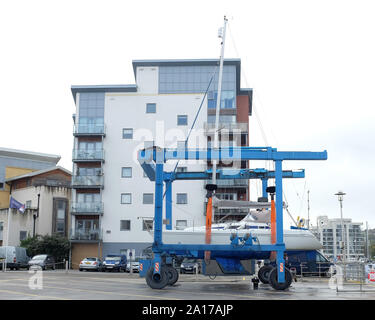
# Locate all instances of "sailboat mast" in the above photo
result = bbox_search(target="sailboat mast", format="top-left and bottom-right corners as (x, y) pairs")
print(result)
(212, 16), (228, 187)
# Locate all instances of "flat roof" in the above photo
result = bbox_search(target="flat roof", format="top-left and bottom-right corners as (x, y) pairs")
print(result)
(71, 84), (137, 102)
(0, 147), (60, 164)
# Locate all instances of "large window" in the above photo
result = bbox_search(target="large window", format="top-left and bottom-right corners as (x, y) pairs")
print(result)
(53, 198), (68, 236)
(19, 231), (27, 241)
(121, 193), (132, 204)
(120, 220), (131, 231)
(78, 92), (105, 129)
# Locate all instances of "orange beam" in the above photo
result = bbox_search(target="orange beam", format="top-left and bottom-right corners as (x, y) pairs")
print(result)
(204, 197), (213, 261)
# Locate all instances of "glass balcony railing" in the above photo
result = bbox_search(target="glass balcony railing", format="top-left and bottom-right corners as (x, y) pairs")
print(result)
(72, 149), (104, 162)
(207, 179), (248, 188)
(73, 123), (105, 136)
(70, 228), (102, 241)
(204, 122), (248, 134)
(71, 202), (104, 214)
(71, 175), (104, 188)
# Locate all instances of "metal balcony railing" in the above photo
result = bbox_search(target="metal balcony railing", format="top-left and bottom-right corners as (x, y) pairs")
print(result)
(72, 149), (104, 162)
(71, 175), (104, 188)
(70, 228), (102, 241)
(73, 123), (105, 136)
(71, 202), (104, 215)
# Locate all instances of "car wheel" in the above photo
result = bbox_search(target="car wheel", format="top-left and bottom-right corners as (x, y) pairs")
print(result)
(79, 268), (83, 272)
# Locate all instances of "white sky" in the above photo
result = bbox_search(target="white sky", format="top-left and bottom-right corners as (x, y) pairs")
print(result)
(1, 0), (374, 228)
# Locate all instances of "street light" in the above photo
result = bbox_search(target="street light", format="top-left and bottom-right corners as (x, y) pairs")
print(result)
(335, 191), (346, 262)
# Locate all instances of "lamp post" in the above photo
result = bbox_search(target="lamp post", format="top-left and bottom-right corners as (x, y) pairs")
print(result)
(335, 191), (346, 262)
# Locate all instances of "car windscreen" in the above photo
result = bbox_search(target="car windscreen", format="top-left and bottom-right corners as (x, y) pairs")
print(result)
(105, 257), (121, 261)
(183, 259), (196, 263)
(84, 258), (97, 261)
(32, 255), (47, 260)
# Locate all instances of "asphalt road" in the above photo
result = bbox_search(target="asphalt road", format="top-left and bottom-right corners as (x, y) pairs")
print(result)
(0, 270), (374, 300)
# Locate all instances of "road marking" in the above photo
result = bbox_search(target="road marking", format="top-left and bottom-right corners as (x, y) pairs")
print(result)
(1, 280), (180, 300)
(0, 288), (70, 300)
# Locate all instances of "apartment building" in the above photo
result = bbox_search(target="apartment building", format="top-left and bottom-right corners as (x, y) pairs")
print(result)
(70, 59), (252, 265)
(311, 215), (365, 260)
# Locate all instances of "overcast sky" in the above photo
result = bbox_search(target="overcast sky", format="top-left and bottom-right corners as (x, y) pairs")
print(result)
(1, 0), (374, 228)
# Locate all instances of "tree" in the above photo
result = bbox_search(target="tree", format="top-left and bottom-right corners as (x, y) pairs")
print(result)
(20, 234), (70, 264)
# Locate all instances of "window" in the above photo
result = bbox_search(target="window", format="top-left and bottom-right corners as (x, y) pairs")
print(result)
(143, 193), (154, 204)
(176, 193), (187, 204)
(120, 220), (131, 231)
(176, 220), (187, 230)
(19, 231), (27, 241)
(25, 200), (32, 209)
(146, 103), (156, 113)
(143, 220), (153, 231)
(121, 193), (132, 204)
(176, 167), (187, 173)
(0, 182), (3, 190)
(122, 128), (133, 139)
(121, 167), (132, 178)
(177, 115), (188, 126)
(54, 199), (67, 236)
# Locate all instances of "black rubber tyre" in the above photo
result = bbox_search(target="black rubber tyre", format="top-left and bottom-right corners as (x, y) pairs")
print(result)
(146, 266), (169, 289)
(268, 267), (292, 290)
(258, 265), (273, 284)
(165, 266), (179, 286)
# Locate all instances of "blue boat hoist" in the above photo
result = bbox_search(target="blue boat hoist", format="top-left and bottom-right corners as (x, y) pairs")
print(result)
(138, 146), (327, 290)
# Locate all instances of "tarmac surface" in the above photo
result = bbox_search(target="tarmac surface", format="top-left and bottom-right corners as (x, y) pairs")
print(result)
(0, 269), (374, 300)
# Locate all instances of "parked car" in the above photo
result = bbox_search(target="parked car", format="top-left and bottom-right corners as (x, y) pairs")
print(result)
(269, 250), (333, 276)
(102, 255), (127, 272)
(126, 257), (141, 273)
(79, 257), (102, 272)
(28, 254), (55, 270)
(180, 258), (201, 274)
(0, 246), (30, 270)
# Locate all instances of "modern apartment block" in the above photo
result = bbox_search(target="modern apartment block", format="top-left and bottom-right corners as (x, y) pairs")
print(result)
(311, 215), (366, 260)
(70, 59), (252, 264)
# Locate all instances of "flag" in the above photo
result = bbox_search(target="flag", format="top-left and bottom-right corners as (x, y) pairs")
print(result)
(9, 196), (25, 213)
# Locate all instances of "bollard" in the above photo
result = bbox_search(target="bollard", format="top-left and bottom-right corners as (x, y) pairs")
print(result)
(65, 260), (69, 274)
(251, 277), (259, 290)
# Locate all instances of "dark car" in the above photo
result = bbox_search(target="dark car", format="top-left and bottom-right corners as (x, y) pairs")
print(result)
(180, 258), (201, 274)
(102, 255), (127, 272)
(28, 254), (55, 270)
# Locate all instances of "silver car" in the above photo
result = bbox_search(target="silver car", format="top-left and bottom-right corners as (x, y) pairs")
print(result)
(28, 254), (55, 270)
(79, 257), (102, 271)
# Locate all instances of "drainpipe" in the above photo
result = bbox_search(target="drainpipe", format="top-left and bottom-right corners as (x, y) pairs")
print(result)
(33, 193), (40, 237)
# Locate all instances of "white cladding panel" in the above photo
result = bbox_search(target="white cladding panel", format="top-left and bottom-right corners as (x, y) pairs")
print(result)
(101, 92), (207, 243)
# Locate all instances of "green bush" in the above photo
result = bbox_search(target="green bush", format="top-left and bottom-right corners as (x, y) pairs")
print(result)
(20, 234), (70, 263)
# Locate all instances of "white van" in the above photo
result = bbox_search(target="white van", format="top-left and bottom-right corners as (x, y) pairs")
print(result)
(0, 246), (30, 270)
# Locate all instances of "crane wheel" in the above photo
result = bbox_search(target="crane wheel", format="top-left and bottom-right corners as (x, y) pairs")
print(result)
(269, 267), (292, 290)
(258, 265), (273, 284)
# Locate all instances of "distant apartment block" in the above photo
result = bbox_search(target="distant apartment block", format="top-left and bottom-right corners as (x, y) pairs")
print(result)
(311, 215), (365, 260)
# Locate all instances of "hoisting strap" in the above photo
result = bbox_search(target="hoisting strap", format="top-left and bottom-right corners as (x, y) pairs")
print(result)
(270, 198), (277, 261)
(204, 196), (213, 262)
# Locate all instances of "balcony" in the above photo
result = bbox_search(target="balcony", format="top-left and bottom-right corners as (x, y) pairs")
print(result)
(72, 149), (104, 162)
(72, 175), (104, 189)
(207, 179), (248, 188)
(71, 202), (104, 215)
(204, 122), (248, 135)
(73, 123), (105, 136)
(70, 228), (102, 242)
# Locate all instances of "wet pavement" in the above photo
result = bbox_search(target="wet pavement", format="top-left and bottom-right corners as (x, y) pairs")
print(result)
(0, 270), (374, 300)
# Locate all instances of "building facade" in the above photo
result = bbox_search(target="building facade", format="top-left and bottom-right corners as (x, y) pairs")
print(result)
(70, 59), (252, 265)
(311, 215), (365, 260)
(0, 166), (71, 247)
